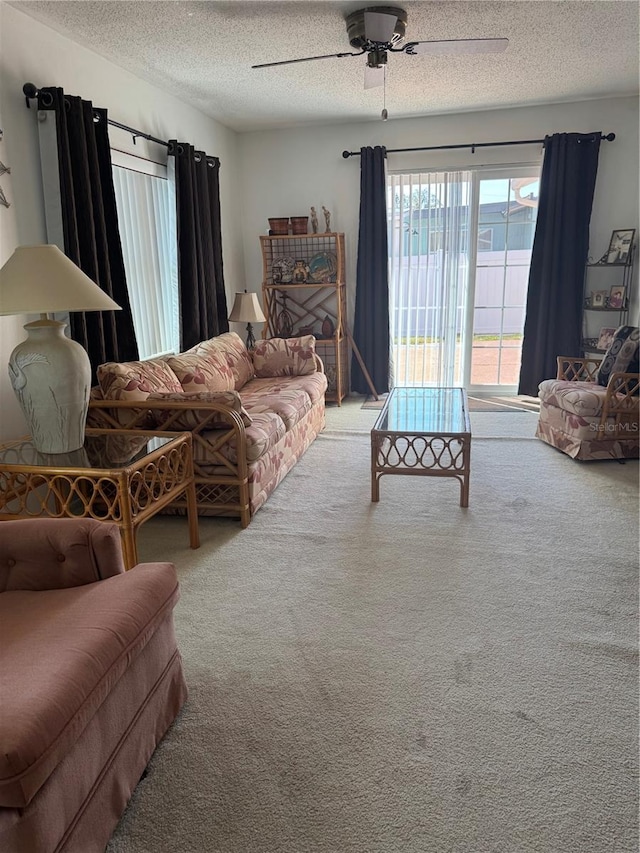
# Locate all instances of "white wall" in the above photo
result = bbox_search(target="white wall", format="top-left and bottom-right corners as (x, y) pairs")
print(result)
(0, 3), (244, 441)
(239, 96), (639, 333)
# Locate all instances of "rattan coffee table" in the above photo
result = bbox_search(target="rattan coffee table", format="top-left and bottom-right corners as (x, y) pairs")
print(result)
(0, 428), (200, 569)
(371, 387), (471, 507)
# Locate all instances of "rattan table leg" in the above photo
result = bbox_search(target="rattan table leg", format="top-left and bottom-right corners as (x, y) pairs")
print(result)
(371, 436), (380, 502)
(460, 439), (471, 507)
(186, 479), (200, 550)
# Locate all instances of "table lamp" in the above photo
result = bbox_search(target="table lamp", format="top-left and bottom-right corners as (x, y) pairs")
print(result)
(0, 245), (121, 453)
(228, 290), (266, 349)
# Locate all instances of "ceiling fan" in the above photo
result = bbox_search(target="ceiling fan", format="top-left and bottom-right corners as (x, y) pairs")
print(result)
(251, 5), (508, 90)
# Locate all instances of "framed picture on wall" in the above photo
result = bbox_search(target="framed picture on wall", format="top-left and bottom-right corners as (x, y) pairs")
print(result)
(596, 327), (616, 351)
(605, 229), (635, 264)
(609, 285), (626, 309)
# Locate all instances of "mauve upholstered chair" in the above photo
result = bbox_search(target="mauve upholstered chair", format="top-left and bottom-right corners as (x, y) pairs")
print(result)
(0, 518), (187, 853)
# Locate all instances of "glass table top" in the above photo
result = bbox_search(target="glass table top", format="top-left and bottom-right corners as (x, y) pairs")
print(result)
(0, 431), (174, 471)
(373, 387), (470, 434)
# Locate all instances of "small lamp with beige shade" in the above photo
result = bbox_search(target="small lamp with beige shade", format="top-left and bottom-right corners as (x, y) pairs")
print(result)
(228, 290), (266, 349)
(0, 244), (121, 453)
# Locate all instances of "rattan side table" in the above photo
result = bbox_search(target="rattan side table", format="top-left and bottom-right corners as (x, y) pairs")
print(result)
(0, 428), (200, 569)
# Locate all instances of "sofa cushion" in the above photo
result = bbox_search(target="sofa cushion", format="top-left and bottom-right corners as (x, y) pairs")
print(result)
(253, 336), (318, 377)
(538, 379), (610, 417)
(97, 358), (182, 401)
(596, 325), (639, 387)
(165, 351), (235, 393)
(242, 393), (311, 432)
(0, 562), (180, 809)
(199, 412), (286, 464)
(188, 332), (254, 390)
(146, 390), (253, 428)
(243, 374), (328, 405)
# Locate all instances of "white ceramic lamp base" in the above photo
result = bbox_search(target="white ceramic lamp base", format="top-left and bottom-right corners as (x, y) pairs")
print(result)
(8, 319), (92, 453)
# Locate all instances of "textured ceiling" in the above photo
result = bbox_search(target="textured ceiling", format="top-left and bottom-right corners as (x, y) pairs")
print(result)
(10, 0), (640, 132)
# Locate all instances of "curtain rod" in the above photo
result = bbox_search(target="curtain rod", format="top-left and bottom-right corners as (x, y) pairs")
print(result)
(341, 133), (616, 158)
(23, 83), (170, 149)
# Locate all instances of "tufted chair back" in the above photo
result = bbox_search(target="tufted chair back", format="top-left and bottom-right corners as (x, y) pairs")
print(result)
(0, 518), (125, 592)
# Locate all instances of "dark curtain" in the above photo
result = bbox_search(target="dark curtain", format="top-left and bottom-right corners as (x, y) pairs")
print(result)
(518, 132), (601, 396)
(168, 141), (228, 351)
(351, 146), (390, 395)
(37, 87), (139, 378)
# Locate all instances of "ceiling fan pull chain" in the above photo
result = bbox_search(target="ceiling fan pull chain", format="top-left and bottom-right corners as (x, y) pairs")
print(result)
(381, 66), (388, 121)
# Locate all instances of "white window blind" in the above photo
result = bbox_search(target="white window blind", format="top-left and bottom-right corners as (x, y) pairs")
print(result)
(388, 171), (471, 387)
(112, 166), (179, 360)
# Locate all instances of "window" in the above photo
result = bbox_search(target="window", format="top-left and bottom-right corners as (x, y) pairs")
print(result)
(112, 166), (179, 360)
(387, 166), (540, 390)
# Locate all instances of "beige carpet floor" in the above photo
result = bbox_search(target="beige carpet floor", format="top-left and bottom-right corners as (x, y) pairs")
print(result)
(107, 411), (639, 853)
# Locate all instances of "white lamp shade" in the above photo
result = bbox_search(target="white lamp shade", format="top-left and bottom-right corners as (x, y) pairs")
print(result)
(0, 245), (121, 315)
(228, 291), (266, 324)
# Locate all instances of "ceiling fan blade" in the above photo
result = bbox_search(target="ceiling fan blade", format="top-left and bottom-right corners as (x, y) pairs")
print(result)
(364, 64), (385, 89)
(252, 51), (363, 69)
(364, 10), (398, 43)
(405, 38), (509, 56)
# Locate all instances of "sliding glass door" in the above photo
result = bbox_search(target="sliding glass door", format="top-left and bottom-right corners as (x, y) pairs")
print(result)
(388, 165), (540, 391)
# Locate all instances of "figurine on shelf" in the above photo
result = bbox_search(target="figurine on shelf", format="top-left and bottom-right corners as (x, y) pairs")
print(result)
(292, 258), (309, 283)
(322, 206), (331, 233)
(310, 207), (319, 234)
(321, 315), (335, 339)
(276, 291), (294, 338)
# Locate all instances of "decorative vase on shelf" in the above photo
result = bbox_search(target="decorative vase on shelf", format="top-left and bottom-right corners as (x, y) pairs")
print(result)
(276, 292), (294, 338)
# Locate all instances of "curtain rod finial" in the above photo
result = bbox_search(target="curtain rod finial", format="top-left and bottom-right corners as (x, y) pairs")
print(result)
(603, 132), (616, 142)
(342, 150), (351, 159)
(23, 82), (38, 109)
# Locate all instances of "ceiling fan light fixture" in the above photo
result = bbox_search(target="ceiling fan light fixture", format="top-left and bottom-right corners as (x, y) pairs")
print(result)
(367, 49), (388, 68)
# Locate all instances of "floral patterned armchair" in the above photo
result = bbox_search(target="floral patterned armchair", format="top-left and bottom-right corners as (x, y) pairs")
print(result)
(536, 326), (639, 460)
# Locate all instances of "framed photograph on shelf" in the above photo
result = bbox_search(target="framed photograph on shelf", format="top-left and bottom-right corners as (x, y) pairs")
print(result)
(596, 327), (616, 352)
(608, 285), (626, 309)
(591, 290), (607, 308)
(605, 229), (635, 264)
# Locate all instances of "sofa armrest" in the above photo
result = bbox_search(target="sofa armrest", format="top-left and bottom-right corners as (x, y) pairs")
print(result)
(88, 397), (249, 482)
(556, 356), (602, 382)
(0, 519), (125, 592)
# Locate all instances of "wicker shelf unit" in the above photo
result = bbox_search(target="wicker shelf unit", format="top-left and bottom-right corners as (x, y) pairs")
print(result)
(260, 233), (348, 404)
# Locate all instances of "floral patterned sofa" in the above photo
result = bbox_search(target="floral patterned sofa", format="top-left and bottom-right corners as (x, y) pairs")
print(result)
(88, 333), (328, 526)
(536, 325), (639, 460)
